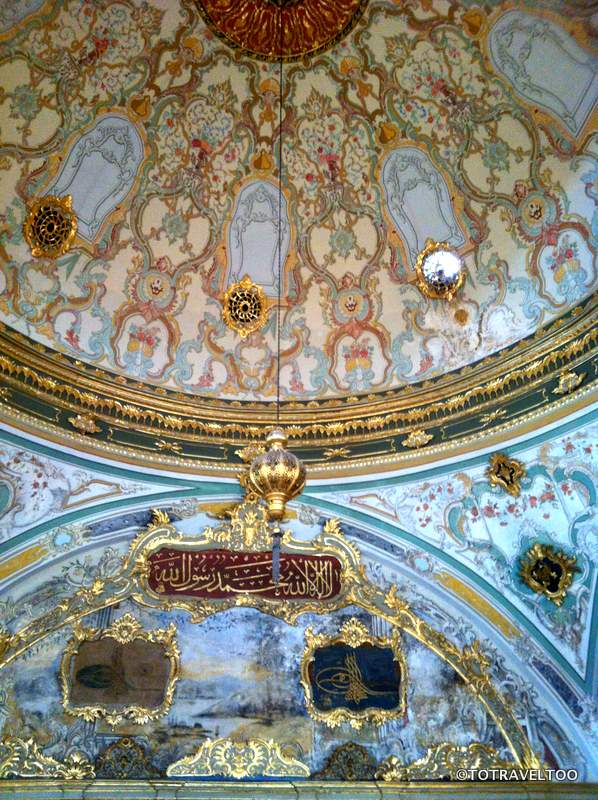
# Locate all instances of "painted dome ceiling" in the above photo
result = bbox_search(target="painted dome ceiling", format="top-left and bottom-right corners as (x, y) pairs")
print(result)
(0, 0), (596, 474)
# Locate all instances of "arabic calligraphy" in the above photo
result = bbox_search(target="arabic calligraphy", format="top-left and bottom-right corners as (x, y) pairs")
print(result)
(147, 549), (342, 600)
(310, 644), (402, 711)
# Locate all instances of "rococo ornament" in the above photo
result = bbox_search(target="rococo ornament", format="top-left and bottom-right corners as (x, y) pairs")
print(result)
(375, 742), (514, 781)
(222, 275), (268, 338)
(0, 498), (541, 771)
(402, 429), (433, 449)
(553, 370), (585, 395)
(60, 613), (180, 727)
(414, 240), (466, 301)
(68, 413), (100, 435)
(519, 543), (579, 606)
(0, 736), (94, 779)
(486, 452), (526, 497)
(166, 737), (310, 778)
(300, 617), (407, 729)
(95, 737), (159, 779)
(22, 195), (77, 259)
(193, 0), (369, 62)
(247, 428), (306, 520)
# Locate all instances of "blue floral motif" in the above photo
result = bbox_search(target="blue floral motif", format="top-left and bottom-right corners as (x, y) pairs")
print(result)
(482, 140), (510, 172)
(162, 210), (188, 245)
(329, 227), (355, 258)
(9, 84), (39, 122)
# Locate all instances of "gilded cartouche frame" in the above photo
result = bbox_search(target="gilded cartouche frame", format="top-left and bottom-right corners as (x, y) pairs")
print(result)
(300, 616), (407, 729)
(519, 543), (579, 607)
(60, 613), (180, 727)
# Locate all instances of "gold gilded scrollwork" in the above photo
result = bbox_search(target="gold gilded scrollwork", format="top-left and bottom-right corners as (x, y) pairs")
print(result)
(301, 617), (407, 729)
(414, 240), (466, 301)
(486, 453), (526, 497)
(166, 737), (310, 778)
(376, 742), (514, 781)
(519, 543), (579, 606)
(60, 613), (180, 727)
(0, 499), (540, 771)
(68, 413), (100, 434)
(0, 737), (94, 779)
(0, 292), (595, 479)
(553, 370), (585, 395)
(402, 429), (433, 449)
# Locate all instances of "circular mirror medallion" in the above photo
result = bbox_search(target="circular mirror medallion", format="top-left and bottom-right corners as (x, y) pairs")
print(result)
(415, 241), (466, 301)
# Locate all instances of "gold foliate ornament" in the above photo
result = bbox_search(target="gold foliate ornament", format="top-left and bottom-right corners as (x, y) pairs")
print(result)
(0, 737), (94, 779)
(402, 429), (433, 449)
(246, 428), (306, 520)
(166, 737), (310, 779)
(222, 276), (268, 338)
(486, 452), (525, 497)
(68, 413), (100, 435)
(519, 543), (579, 606)
(23, 195), (77, 258)
(553, 370), (585, 395)
(376, 742), (513, 781)
(415, 240), (465, 301)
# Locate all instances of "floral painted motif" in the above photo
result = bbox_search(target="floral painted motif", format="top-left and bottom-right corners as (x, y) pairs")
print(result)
(0, 0), (595, 401)
(319, 419), (598, 675)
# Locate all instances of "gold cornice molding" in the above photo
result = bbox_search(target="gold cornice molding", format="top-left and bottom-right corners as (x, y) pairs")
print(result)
(0, 292), (595, 476)
(0, 294), (595, 429)
(0, 380), (594, 479)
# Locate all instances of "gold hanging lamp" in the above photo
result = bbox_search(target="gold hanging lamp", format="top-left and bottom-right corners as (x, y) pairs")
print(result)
(247, 429), (306, 521)
(246, 8), (306, 576)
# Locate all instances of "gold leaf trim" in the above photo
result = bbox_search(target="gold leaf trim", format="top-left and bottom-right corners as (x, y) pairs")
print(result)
(0, 505), (541, 771)
(22, 195), (77, 259)
(486, 453), (526, 497)
(0, 737), (94, 779)
(402, 429), (433, 449)
(166, 738), (310, 778)
(519, 543), (579, 606)
(222, 276), (268, 338)
(376, 742), (514, 781)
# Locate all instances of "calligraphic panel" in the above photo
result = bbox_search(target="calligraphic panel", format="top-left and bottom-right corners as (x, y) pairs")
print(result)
(310, 643), (402, 713)
(147, 548), (342, 601)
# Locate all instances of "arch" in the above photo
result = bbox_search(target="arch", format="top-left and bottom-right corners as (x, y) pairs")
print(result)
(0, 505), (539, 769)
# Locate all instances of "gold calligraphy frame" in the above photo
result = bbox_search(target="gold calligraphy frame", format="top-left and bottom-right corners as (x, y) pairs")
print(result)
(300, 617), (407, 729)
(60, 613), (180, 727)
(0, 500), (539, 770)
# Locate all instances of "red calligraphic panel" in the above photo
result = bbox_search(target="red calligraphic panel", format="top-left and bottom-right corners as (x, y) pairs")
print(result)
(147, 549), (342, 600)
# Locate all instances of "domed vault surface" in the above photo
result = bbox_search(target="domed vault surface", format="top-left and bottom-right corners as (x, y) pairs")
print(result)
(0, 0), (596, 474)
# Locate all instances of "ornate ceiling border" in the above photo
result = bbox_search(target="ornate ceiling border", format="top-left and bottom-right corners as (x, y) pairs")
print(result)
(0, 294), (595, 477)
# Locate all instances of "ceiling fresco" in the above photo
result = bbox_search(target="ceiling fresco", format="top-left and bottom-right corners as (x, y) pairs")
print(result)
(0, 0), (595, 472)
